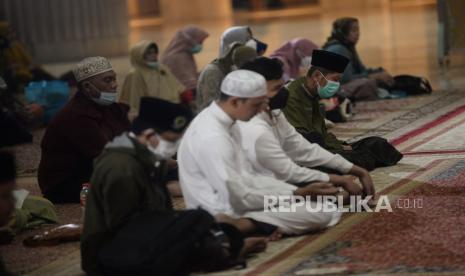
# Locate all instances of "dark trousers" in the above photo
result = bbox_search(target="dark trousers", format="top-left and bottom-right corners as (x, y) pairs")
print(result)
(43, 181), (82, 204)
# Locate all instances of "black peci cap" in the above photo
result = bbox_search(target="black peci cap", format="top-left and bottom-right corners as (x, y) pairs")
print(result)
(311, 49), (349, 73)
(132, 97), (193, 134)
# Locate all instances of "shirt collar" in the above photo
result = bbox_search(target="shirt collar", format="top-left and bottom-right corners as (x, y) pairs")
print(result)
(301, 83), (315, 98)
(297, 77), (319, 99)
(70, 91), (103, 118)
(256, 110), (280, 126)
(210, 101), (235, 128)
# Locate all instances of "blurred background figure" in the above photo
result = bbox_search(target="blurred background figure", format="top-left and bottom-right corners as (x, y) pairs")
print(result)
(324, 17), (433, 101)
(0, 21), (55, 127)
(0, 21), (55, 93)
(196, 44), (257, 111)
(120, 41), (185, 115)
(219, 26), (268, 57)
(270, 38), (319, 82)
(161, 25), (209, 106)
(323, 17), (393, 101)
(0, 76), (32, 147)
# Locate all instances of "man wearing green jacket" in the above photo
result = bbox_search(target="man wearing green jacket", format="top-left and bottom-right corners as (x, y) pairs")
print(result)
(81, 97), (267, 275)
(283, 50), (402, 171)
(81, 97), (193, 274)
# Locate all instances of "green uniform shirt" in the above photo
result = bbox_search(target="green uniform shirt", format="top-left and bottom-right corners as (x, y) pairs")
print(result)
(283, 77), (344, 150)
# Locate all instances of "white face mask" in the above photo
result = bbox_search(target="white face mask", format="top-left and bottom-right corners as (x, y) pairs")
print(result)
(147, 135), (179, 160)
(87, 83), (116, 106)
(300, 56), (312, 69)
(245, 39), (257, 51)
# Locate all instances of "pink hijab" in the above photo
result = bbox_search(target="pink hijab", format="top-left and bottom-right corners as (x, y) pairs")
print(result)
(161, 25), (209, 90)
(270, 38), (319, 81)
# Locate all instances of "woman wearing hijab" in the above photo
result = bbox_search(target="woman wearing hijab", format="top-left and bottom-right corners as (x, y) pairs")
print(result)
(0, 21), (55, 87)
(270, 38), (319, 82)
(161, 25), (209, 93)
(219, 26), (268, 57)
(119, 41), (185, 115)
(0, 21), (55, 124)
(196, 43), (258, 111)
(323, 17), (393, 101)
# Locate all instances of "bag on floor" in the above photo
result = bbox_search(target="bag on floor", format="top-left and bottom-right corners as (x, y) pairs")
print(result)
(351, 137), (403, 168)
(25, 80), (69, 123)
(392, 75), (432, 95)
(99, 209), (245, 276)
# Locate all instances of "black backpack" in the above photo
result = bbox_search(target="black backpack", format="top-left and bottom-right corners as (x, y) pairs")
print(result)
(392, 75), (432, 95)
(99, 209), (245, 276)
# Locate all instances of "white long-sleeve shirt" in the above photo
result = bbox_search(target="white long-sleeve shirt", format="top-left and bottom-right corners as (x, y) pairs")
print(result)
(178, 102), (296, 217)
(237, 111), (353, 185)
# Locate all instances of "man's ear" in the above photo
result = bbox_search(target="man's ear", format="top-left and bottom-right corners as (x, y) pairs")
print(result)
(229, 96), (241, 108)
(312, 71), (324, 85)
(306, 73), (316, 86)
(82, 81), (92, 92)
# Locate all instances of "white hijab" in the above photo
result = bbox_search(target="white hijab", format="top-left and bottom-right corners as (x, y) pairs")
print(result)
(219, 26), (252, 57)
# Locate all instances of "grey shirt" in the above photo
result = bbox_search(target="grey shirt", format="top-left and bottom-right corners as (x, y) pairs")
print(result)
(196, 63), (227, 111)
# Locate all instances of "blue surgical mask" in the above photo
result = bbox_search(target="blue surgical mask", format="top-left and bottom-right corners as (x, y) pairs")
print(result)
(146, 61), (159, 69)
(88, 83), (117, 106)
(316, 71), (340, 98)
(191, 44), (203, 54)
(95, 92), (117, 106)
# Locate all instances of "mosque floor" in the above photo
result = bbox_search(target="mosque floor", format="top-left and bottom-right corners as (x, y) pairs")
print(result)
(5, 1), (465, 275)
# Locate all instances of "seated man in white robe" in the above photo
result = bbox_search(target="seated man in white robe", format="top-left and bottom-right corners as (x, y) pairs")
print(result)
(178, 70), (343, 236)
(238, 57), (375, 199)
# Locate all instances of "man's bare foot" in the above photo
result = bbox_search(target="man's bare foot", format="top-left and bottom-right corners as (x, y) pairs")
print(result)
(268, 229), (283, 241)
(239, 237), (267, 258)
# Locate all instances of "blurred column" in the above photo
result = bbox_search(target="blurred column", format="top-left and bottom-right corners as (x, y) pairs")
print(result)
(159, 0), (232, 22)
(0, 0), (129, 63)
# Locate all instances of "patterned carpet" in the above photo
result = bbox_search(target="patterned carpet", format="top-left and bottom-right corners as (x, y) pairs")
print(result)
(4, 91), (465, 275)
(245, 158), (465, 276)
(213, 91), (465, 276)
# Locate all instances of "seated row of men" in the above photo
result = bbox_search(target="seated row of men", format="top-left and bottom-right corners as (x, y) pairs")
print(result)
(35, 50), (402, 274)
